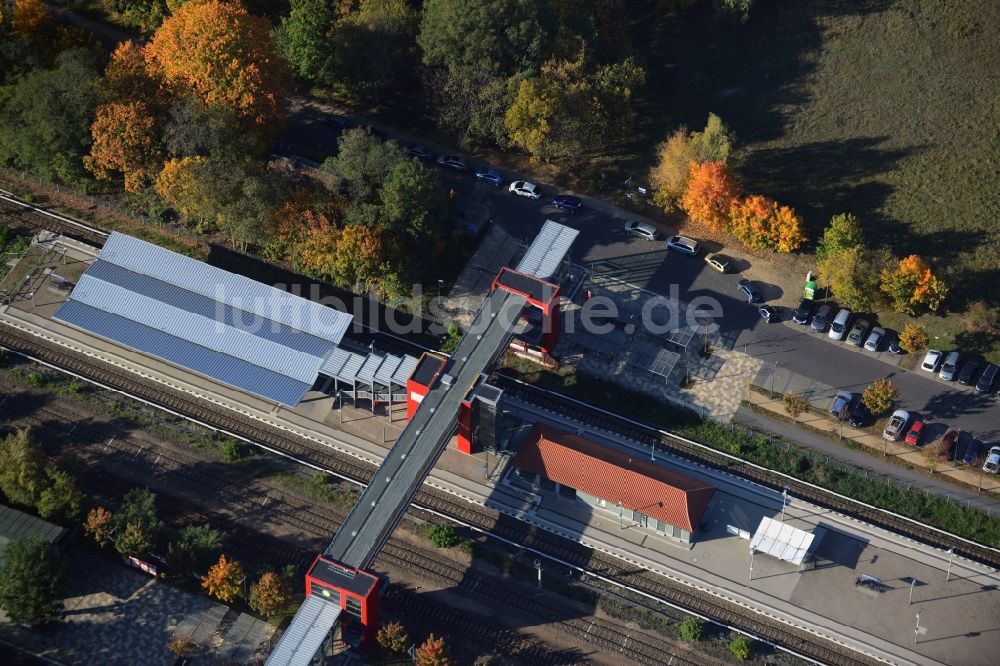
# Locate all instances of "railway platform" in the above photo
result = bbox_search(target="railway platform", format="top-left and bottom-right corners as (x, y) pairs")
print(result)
(1, 236), (997, 666)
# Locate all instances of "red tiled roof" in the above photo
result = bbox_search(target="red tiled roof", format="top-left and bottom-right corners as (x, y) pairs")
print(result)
(513, 424), (715, 532)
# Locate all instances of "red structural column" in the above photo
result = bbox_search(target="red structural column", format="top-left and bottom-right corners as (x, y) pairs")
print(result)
(406, 377), (429, 420)
(456, 399), (474, 454)
(540, 298), (561, 354)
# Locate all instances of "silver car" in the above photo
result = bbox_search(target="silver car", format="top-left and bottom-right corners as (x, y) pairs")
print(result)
(665, 235), (699, 255)
(939, 351), (960, 381)
(624, 220), (658, 240)
(983, 446), (1000, 474)
(864, 326), (886, 351)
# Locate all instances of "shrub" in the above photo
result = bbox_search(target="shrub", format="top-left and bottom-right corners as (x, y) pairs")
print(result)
(167, 633), (196, 656)
(427, 523), (458, 548)
(458, 539), (475, 556)
(728, 634), (752, 660)
(782, 392), (809, 417)
(220, 439), (245, 461)
(898, 323), (929, 353)
(377, 621), (409, 654)
(679, 617), (704, 641)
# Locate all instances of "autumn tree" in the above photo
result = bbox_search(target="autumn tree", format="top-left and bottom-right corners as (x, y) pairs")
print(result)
(862, 378), (898, 416)
(415, 633), (453, 666)
(880, 255), (948, 315)
(898, 323), (929, 353)
(817, 213), (864, 260)
(729, 195), (805, 253)
(85, 102), (160, 192)
(145, 0), (291, 127)
(504, 78), (556, 158)
(248, 571), (291, 617)
(202, 554), (244, 602)
(0, 537), (64, 625)
(377, 621), (410, 654)
(680, 161), (740, 232)
(103, 41), (160, 103)
(84, 506), (114, 547)
(650, 114), (733, 212)
(12, 0), (48, 37)
(329, 225), (401, 300)
(156, 156), (212, 225)
(818, 246), (888, 312)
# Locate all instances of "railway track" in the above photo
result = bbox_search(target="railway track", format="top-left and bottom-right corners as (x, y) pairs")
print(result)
(0, 324), (875, 665)
(0, 390), (707, 666)
(0, 191), (109, 247)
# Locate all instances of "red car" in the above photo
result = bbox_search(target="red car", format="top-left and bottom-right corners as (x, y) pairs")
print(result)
(904, 420), (925, 446)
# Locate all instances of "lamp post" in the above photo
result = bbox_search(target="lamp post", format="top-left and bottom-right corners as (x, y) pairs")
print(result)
(914, 608), (923, 644)
(909, 577), (918, 605)
(618, 501), (624, 529)
(534, 559), (542, 588)
(650, 441), (655, 461)
(946, 548), (955, 582)
(437, 279), (444, 299)
(749, 544), (755, 581)
(781, 487), (788, 521)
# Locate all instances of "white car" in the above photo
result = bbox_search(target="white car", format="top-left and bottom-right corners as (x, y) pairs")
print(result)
(939, 351), (960, 381)
(508, 181), (542, 199)
(665, 235), (699, 256)
(828, 308), (851, 340)
(921, 349), (943, 372)
(624, 220), (658, 240)
(864, 326), (886, 352)
(984, 446), (1000, 474)
(882, 409), (910, 441)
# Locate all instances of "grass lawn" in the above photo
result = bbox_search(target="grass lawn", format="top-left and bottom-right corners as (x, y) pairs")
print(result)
(629, 1), (1000, 305)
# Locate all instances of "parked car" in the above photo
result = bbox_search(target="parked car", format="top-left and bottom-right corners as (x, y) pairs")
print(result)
(665, 235), (700, 256)
(958, 357), (982, 386)
(811, 304), (834, 333)
(704, 253), (732, 273)
(508, 181), (542, 199)
(921, 349), (944, 372)
(939, 351), (961, 381)
(882, 409), (910, 441)
(848, 400), (871, 428)
(846, 318), (870, 346)
(976, 363), (999, 394)
(888, 336), (904, 354)
(407, 144), (434, 160)
(737, 279), (763, 303)
(436, 154), (468, 171)
(962, 440), (982, 466)
(758, 305), (778, 323)
(474, 167), (502, 186)
(864, 326), (886, 352)
(623, 220), (658, 240)
(552, 195), (583, 212)
(904, 419), (924, 446)
(828, 308), (852, 340)
(937, 429), (960, 461)
(829, 391), (852, 420)
(984, 446), (1000, 474)
(792, 298), (813, 325)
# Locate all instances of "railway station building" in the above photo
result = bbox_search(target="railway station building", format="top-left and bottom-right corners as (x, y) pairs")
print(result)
(509, 424), (716, 544)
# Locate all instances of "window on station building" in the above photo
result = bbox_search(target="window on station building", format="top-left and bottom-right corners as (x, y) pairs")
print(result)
(346, 595), (362, 619)
(655, 519), (667, 533)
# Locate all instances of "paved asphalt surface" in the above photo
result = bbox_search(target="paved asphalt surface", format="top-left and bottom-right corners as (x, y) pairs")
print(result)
(284, 107), (1000, 447)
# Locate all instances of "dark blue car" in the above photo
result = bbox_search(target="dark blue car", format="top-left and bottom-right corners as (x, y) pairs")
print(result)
(552, 195), (582, 212)
(474, 168), (502, 186)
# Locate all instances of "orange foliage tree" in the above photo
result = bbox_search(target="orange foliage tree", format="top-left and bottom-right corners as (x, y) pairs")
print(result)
(12, 0), (48, 37)
(728, 195), (806, 253)
(144, 0), (290, 127)
(104, 41), (161, 103)
(879, 254), (948, 314)
(415, 634), (453, 666)
(84, 506), (113, 547)
(247, 572), (291, 617)
(85, 102), (160, 192)
(680, 161), (740, 232)
(201, 554), (244, 602)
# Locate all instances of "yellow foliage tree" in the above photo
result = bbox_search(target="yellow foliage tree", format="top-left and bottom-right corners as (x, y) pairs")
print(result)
(504, 78), (556, 159)
(85, 102), (160, 193)
(12, 0), (48, 37)
(728, 194), (806, 253)
(879, 255), (948, 314)
(155, 156), (211, 224)
(201, 554), (244, 602)
(680, 161), (740, 232)
(248, 572), (290, 617)
(144, 0), (290, 126)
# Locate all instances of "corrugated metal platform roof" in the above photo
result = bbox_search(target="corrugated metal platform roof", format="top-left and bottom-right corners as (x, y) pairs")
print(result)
(264, 595), (341, 666)
(513, 424), (715, 532)
(53, 233), (356, 405)
(516, 220), (579, 279)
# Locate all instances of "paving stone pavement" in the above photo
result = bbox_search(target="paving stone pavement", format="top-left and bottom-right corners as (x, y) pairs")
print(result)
(0, 549), (274, 665)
